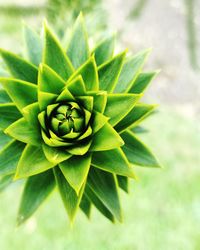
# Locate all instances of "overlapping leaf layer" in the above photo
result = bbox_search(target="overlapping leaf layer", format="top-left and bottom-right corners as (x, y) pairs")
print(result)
(0, 13), (161, 225)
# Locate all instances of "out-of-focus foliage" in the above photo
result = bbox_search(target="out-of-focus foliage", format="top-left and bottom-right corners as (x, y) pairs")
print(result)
(128, 0), (199, 70)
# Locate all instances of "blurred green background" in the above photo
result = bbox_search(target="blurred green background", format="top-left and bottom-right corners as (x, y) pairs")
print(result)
(0, 0), (200, 249)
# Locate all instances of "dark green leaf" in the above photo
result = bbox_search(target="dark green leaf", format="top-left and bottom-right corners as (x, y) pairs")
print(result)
(122, 130), (161, 168)
(0, 130), (12, 150)
(54, 167), (85, 223)
(85, 184), (115, 222)
(117, 175), (129, 193)
(0, 103), (21, 130)
(92, 148), (136, 178)
(0, 140), (25, 176)
(98, 51), (126, 92)
(87, 167), (122, 222)
(67, 13), (89, 69)
(80, 195), (91, 219)
(115, 103), (157, 133)
(93, 34), (115, 66)
(129, 71), (159, 94)
(114, 49), (151, 93)
(17, 169), (55, 225)
(23, 24), (42, 66)
(0, 89), (11, 103)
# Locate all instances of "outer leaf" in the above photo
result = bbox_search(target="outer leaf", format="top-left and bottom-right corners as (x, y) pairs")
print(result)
(59, 153), (91, 194)
(115, 103), (157, 133)
(104, 93), (141, 126)
(91, 111), (109, 134)
(92, 148), (136, 178)
(68, 56), (99, 91)
(85, 184), (115, 222)
(0, 103), (21, 129)
(17, 170), (55, 225)
(88, 167), (122, 222)
(117, 175), (129, 193)
(0, 49), (38, 83)
(38, 64), (65, 94)
(22, 102), (40, 129)
(67, 75), (86, 96)
(0, 174), (13, 193)
(129, 71), (159, 94)
(54, 167), (85, 223)
(42, 144), (71, 164)
(0, 89), (11, 103)
(90, 123), (124, 151)
(0, 140), (25, 176)
(43, 23), (74, 80)
(80, 195), (91, 219)
(67, 13), (89, 69)
(5, 118), (41, 146)
(87, 91), (107, 113)
(114, 49), (151, 93)
(0, 78), (38, 111)
(38, 91), (57, 111)
(15, 145), (56, 179)
(23, 24), (42, 66)
(0, 130), (12, 150)
(93, 35), (115, 66)
(98, 51), (126, 92)
(122, 130), (161, 168)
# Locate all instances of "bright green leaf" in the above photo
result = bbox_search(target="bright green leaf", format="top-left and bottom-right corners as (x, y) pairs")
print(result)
(42, 144), (71, 164)
(104, 93), (141, 126)
(68, 56), (99, 91)
(0, 78), (38, 111)
(90, 123), (124, 151)
(54, 167), (85, 223)
(15, 144), (56, 179)
(5, 118), (41, 146)
(38, 64), (65, 94)
(67, 75), (86, 96)
(59, 153), (91, 194)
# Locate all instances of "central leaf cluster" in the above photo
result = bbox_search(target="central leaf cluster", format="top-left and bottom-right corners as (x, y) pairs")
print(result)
(39, 98), (92, 149)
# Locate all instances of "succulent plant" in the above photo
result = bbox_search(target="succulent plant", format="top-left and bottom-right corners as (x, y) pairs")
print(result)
(0, 13), (161, 226)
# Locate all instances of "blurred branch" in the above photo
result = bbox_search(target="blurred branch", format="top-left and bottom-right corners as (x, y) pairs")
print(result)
(128, 0), (149, 19)
(185, 0), (199, 70)
(0, 5), (45, 16)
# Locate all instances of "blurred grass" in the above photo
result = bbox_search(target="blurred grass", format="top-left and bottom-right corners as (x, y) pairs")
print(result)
(0, 106), (200, 250)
